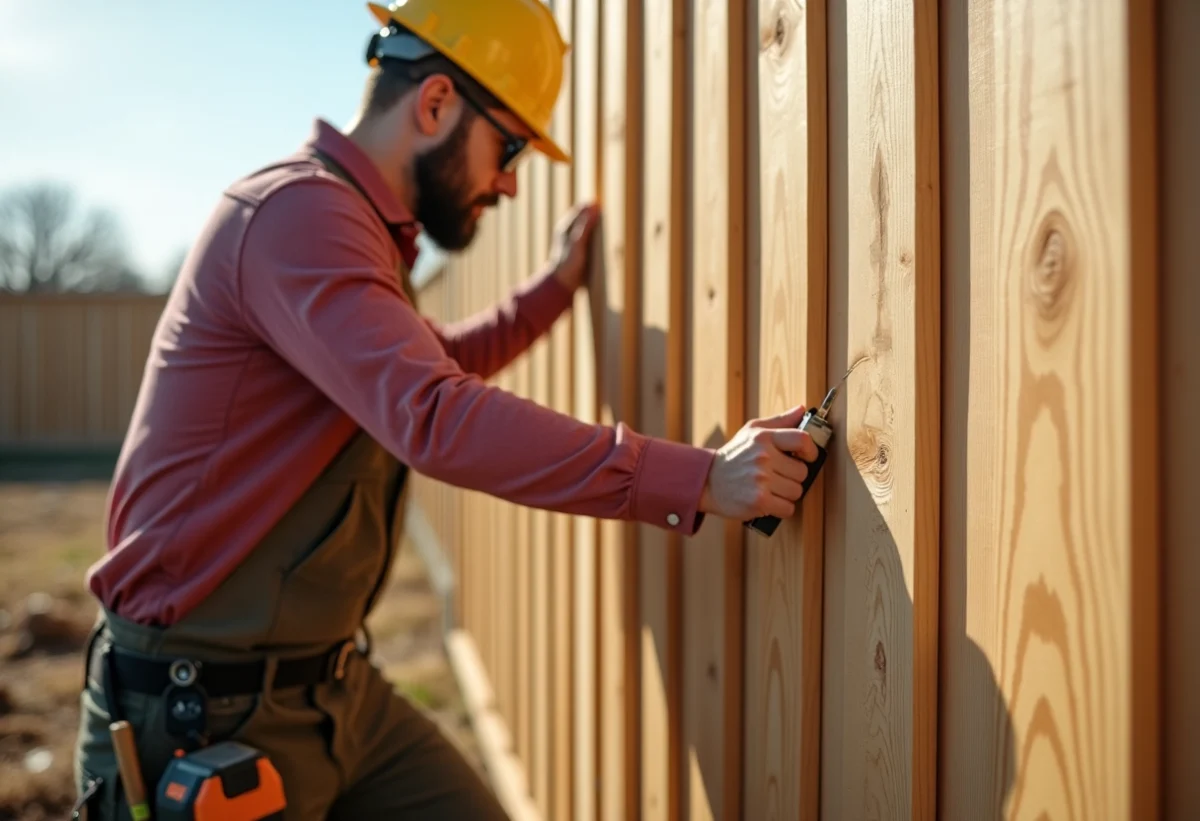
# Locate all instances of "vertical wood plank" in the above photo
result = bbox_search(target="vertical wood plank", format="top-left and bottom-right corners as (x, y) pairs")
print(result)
(514, 160), (534, 777)
(548, 2), (577, 819)
(0, 302), (21, 441)
(1162, 0), (1199, 816)
(496, 196), (514, 736)
(822, 0), (940, 818)
(599, 0), (643, 817)
(938, 0), (1158, 817)
(639, 0), (687, 816)
(529, 147), (554, 815)
(571, 1), (602, 816)
(742, 1), (827, 820)
(684, 0), (747, 818)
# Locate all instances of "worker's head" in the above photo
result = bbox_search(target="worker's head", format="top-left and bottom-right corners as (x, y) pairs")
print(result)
(353, 1), (571, 252)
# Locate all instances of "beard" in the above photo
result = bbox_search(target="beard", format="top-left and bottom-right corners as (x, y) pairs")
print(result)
(412, 113), (498, 251)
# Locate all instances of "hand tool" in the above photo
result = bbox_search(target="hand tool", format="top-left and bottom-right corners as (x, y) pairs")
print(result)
(110, 720), (153, 821)
(744, 356), (868, 537)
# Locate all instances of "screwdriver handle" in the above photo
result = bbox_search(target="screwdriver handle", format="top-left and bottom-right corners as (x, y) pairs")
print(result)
(109, 720), (152, 821)
(744, 408), (834, 538)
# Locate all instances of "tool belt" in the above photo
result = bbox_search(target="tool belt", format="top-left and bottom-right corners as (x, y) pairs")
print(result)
(88, 635), (364, 700)
(76, 628), (367, 820)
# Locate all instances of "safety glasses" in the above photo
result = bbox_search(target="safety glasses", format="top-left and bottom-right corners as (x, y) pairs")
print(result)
(457, 88), (530, 172)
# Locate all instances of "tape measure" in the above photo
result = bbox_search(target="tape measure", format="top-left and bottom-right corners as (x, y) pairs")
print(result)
(155, 741), (286, 820)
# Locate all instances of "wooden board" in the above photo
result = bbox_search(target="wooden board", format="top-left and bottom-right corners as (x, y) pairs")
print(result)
(938, 0), (1158, 817)
(528, 149), (554, 818)
(742, 1), (827, 819)
(548, 2), (576, 818)
(599, 0), (643, 818)
(571, 2), (602, 817)
(684, 0), (746, 818)
(821, 0), (940, 817)
(1162, 1), (1199, 815)
(514, 159), (534, 778)
(497, 194), (516, 737)
(639, 0), (686, 816)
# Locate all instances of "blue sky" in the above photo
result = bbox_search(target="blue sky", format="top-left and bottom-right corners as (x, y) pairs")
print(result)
(0, 0), (386, 289)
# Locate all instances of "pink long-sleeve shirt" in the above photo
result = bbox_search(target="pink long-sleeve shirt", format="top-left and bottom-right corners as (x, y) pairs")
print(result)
(88, 119), (716, 626)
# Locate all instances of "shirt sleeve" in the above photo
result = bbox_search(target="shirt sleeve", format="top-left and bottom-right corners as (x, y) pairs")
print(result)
(420, 268), (574, 380)
(237, 177), (714, 535)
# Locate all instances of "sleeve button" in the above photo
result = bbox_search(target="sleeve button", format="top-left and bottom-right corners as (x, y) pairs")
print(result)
(667, 513), (680, 527)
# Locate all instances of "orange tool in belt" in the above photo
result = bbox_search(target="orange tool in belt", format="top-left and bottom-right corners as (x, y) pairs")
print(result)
(155, 741), (286, 820)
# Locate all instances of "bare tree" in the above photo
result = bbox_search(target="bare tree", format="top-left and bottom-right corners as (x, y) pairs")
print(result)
(0, 181), (146, 293)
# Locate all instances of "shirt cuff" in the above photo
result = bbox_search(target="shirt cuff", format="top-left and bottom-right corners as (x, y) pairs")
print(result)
(516, 269), (576, 329)
(629, 437), (716, 536)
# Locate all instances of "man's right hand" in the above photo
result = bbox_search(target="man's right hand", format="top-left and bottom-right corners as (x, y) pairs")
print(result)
(699, 405), (820, 521)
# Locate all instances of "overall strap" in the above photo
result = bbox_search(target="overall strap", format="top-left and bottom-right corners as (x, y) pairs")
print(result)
(309, 148), (420, 309)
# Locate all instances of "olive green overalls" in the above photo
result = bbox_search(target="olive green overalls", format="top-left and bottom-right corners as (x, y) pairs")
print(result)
(72, 153), (509, 821)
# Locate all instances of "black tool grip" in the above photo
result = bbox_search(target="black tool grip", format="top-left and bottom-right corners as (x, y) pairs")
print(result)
(743, 444), (828, 537)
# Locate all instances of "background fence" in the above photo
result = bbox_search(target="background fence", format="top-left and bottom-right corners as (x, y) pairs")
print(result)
(408, 1), (1198, 820)
(0, 294), (167, 450)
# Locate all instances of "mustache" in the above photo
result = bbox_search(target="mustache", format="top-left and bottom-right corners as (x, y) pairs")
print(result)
(473, 193), (500, 209)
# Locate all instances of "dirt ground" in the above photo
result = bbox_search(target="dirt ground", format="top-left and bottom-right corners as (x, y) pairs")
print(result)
(0, 479), (482, 820)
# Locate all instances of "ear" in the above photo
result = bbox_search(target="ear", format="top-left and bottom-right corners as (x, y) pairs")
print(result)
(412, 74), (458, 137)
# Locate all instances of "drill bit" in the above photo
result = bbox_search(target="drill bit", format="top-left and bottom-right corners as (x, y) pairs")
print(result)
(815, 355), (869, 419)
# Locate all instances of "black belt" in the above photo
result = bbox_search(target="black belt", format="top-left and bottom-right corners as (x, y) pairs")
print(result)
(88, 637), (362, 699)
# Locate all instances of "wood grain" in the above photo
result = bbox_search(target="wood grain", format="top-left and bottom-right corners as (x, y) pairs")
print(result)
(939, 0), (1157, 817)
(822, 0), (940, 817)
(571, 2), (601, 817)
(640, 0), (687, 816)
(684, 0), (747, 818)
(742, 1), (827, 820)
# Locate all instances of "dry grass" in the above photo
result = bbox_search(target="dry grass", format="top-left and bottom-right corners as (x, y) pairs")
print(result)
(0, 479), (481, 820)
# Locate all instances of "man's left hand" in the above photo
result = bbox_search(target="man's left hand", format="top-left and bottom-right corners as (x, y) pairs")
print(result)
(546, 202), (602, 292)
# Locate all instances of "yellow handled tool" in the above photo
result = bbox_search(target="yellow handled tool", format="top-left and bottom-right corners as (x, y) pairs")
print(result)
(110, 720), (152, 821)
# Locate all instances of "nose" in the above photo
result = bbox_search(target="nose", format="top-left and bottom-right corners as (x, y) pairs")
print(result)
(495, 170), (518, 199)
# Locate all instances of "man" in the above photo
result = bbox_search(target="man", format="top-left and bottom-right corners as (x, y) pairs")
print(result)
(71, 1), (818, 818)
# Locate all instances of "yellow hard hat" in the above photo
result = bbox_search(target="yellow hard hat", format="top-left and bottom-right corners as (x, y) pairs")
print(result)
(366, 0), (571, 164)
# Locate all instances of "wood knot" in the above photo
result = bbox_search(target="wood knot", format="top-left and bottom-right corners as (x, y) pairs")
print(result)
(899, 250), (912, 267)
(654, 378), (665, 399)
(654, 221), (664, 238)
(874, 641), (886, 674)
(759, 0), (799, 55)
(707, 662), (718, 682)
(849, 425), (894, 502)
(707, 285), (717, 302)
(1026, 209), (1077, 343)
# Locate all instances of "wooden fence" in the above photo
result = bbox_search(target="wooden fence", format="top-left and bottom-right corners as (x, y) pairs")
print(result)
(0, 294), (167, 449)
(408, 1), (1198, 820)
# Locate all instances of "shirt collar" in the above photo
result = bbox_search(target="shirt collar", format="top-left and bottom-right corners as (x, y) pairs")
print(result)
(301, 118), (422, 269)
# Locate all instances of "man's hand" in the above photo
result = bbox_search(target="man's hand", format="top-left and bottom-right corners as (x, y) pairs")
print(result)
(699, 405), (820, 521)
(546, 202), (602, 291)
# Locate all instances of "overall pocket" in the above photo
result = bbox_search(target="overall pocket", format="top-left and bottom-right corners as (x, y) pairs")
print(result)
(275, 481), (391, 645)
